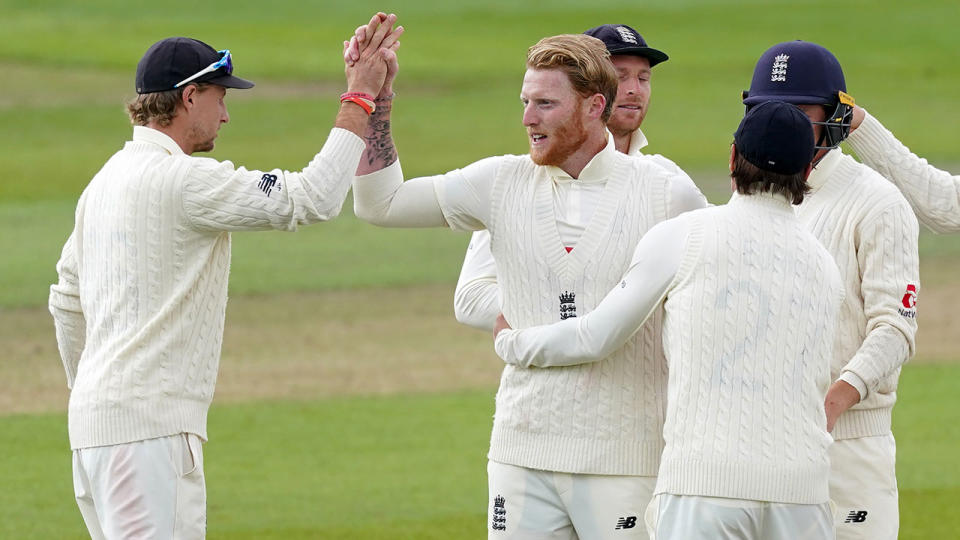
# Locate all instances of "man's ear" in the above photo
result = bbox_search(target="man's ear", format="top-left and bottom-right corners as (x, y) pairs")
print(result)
(180, 84), (198, 112)
(587, 93), (606, 120)
(729, 144), (736, 172)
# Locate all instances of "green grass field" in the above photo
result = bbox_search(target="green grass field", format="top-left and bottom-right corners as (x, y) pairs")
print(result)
(2, 0), (959, 537)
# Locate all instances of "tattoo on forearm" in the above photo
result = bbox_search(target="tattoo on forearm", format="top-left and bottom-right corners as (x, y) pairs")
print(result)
(363, 112), (397, 170)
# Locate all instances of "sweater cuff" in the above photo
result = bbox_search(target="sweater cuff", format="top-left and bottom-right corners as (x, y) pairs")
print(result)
(846, 111), (893, 162)
(838, 370), (867, 401)
(323, 127), (366, 160)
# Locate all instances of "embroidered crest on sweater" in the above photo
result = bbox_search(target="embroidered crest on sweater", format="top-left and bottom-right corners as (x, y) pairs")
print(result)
(559, 291), (577, 320)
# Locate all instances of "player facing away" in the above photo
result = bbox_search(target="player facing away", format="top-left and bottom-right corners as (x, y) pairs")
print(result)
(741, 41), (920, 540)
(494, 100), (843, 540)
(347, 29), (706, 539)
(846, 105), (960, 233)
(48, 19), (400, 539)
(454, 23), (680, 332)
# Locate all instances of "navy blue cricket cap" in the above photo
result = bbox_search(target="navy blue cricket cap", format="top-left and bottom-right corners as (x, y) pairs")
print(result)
(135, 37), (255, 94)
(583, 24), (669, 66)
(743, 40), (845, 106)
(734, 101), (815, 175)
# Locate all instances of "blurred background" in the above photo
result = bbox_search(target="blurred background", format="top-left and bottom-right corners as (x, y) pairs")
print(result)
(1, 0), (957, 537)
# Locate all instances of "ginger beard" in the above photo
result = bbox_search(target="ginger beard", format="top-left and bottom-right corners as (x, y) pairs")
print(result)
(529, 99), (590, 167)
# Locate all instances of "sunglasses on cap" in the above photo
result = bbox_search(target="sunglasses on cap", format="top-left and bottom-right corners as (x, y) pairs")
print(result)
(174, 49), (233, 88)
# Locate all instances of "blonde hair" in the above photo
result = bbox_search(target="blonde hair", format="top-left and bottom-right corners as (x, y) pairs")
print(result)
(125, 83), (211, 127)
(526, 34), (617, 122)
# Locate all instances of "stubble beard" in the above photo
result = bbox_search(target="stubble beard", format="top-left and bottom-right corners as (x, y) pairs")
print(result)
(530, 109), (589, 167)
(188, 121), (217, 154)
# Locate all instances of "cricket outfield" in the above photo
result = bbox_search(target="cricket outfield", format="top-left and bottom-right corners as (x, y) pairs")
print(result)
(1, 0), (958, 537)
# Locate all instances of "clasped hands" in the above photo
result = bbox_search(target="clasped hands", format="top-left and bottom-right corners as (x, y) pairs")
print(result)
(343, 13), (402, 100)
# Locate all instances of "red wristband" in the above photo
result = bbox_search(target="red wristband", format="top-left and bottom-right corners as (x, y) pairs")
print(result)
(340, 95), (375, 115)
(340, 91), (377, 102)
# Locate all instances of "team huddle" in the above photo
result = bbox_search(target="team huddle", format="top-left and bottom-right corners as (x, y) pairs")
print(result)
(49, 11), (957, 540)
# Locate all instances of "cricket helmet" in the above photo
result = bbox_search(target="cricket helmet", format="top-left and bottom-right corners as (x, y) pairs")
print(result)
(741, 40), (855, 151)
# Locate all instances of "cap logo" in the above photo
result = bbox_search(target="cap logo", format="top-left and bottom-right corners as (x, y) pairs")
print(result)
(615, 26), (638, 44)
(771, 54), (789, 82)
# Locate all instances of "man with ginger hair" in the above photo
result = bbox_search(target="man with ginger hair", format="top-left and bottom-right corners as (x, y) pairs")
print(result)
(347, 31), (705, 539)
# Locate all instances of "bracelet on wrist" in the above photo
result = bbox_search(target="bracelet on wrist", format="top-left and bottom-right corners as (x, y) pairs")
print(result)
(340, 92), (376, 115)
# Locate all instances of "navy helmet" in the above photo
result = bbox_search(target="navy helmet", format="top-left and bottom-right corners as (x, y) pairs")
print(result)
(742, 41), (855, 151)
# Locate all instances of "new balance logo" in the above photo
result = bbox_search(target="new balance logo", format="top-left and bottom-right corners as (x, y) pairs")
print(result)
(491, 495), (507, 531)
(258, 173), (280, 197)
(615, 516), (637, 530)
(844, 510), (868, 523)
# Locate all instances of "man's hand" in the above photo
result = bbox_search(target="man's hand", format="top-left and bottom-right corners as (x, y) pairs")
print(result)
(344, 17), (401, 99)
(849, 105), (866, 133)
(343, 13), (404, 96)
(493, 313), (512, 339)
(824, 379), (861, 433)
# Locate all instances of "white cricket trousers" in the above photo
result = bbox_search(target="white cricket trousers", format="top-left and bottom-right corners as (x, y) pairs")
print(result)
(645, 494), (835, 540)
(72, 433), (206, 540)
(829, 433), (898, 540)
(487, 460), (656, 540)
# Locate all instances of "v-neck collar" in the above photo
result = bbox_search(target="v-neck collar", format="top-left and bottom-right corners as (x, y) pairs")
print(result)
(534, 149), (631, 278)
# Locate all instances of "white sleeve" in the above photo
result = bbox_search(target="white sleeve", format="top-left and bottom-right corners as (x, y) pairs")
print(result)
(646, 154), (710, 216)
(843, 199), (920, 395)
(353, 155), (500, 230)
(181, 128), (366, 232)
(453, 230), (501, 331)
(847, 111), (960, 233)
(48, 231), (85, 389)
(494, 216), (689, 367)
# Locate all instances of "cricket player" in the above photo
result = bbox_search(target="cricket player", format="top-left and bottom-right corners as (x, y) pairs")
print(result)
(48, 18), (400, 539)
(494, 100), (843, 540)
(741, 41), (920, 539)
(454, 23), (677, 332)
(348, 30), (706, 539)
(846, 105), (960, 233)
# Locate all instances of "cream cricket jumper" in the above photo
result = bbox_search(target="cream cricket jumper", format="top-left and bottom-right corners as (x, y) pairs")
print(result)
(496, 192), (843, 504)
(847, 110), (960, 233)
(453, 127), (701, 331)
(353, 138), (706, 475)
(796, 149), (920, 441)
(49, 126), (364, 450)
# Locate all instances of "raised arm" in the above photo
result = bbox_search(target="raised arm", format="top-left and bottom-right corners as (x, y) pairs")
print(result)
(454, 231), (501, 331)
(493, 217), (687, 367)
(179, 15), (403, 233)
(847, 106), (960, 233)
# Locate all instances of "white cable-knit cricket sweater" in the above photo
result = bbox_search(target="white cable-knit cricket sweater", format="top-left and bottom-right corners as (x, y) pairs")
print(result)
(795, 149), (920, 441)
(485, 150), (679, 476)
(847, 110), (960, 233)
(352, 140), (705, 475)
(495, 192), (844, 504)
(49, 126), (364, 450)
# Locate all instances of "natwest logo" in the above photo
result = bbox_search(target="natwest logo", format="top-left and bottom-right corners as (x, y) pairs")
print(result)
(902, 284), (918, 309)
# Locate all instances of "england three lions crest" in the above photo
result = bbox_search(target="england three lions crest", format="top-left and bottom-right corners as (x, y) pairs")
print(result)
(559, 291), (577, 320)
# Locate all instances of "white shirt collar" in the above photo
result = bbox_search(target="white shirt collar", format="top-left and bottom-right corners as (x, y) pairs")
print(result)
(132, 126), (186, 156)
(627, 127), (648, 156)
(544, 136), (619, 184)
(806, 148), (843, 192)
